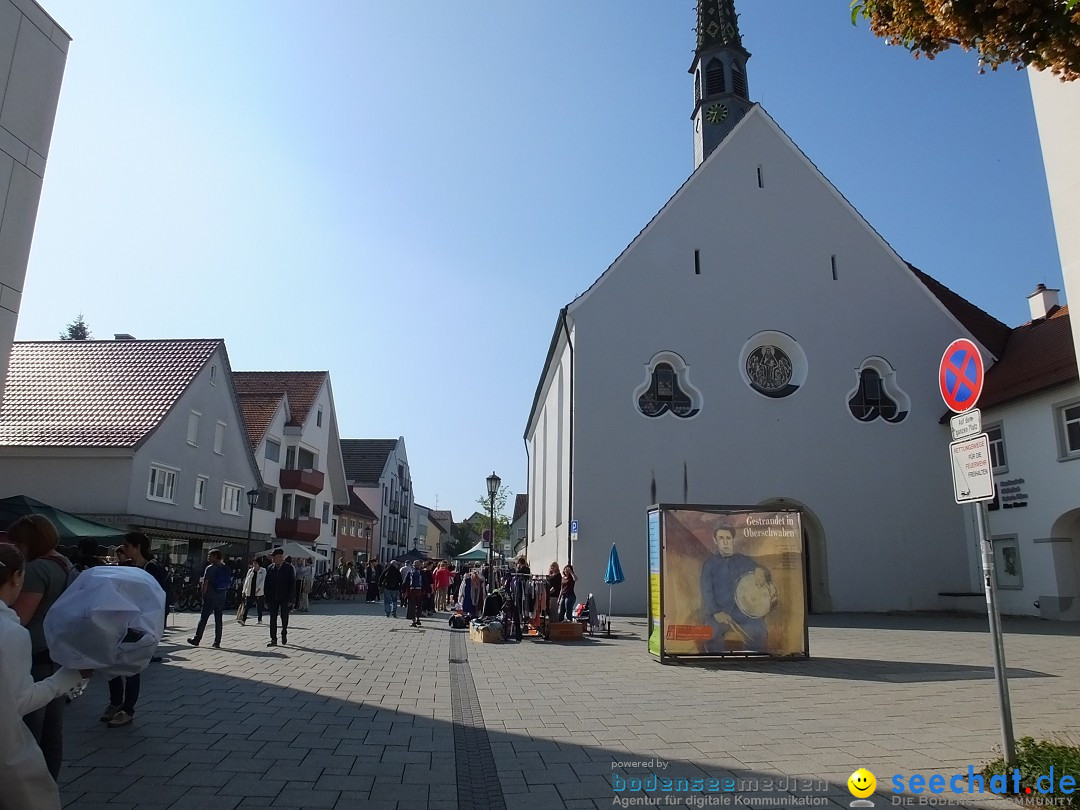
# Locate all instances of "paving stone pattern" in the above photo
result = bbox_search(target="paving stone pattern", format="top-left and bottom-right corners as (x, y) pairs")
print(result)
(56, 604), (1080, 809)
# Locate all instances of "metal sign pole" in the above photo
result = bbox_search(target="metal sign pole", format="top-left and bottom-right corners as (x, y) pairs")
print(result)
(974, 499), (1016, 768)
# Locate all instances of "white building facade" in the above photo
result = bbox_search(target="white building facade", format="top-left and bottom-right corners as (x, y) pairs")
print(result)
(234, 372), (348, 560)
(0, 0), (70, 400)
(341, 438), (414, 564)
(525, 2), (1004, 615)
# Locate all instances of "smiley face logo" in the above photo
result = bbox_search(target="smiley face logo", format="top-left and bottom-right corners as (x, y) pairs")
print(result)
(848, 768), (876, 798)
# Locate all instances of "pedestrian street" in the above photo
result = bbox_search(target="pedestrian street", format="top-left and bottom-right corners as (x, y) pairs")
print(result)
(57, 602), (1080, 810)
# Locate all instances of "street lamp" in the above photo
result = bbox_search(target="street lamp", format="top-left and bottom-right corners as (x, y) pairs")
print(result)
(486, 471), (500, 594)
(245, 488), (260, 562)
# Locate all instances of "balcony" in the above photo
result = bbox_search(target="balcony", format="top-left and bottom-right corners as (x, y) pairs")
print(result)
(275, 517), (322, 542)
(279, 468), (324, 495)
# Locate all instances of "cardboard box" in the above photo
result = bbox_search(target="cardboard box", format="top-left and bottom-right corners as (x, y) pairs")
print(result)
(470, 624), (502, 643)
(548, 621), (584, 641)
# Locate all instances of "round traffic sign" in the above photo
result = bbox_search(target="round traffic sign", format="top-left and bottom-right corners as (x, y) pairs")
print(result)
(939, 338), (984, 413)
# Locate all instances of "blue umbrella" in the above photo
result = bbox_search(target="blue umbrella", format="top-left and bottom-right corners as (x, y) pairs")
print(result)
(605, 544), (625, 585)
(604, 544), (625, 633)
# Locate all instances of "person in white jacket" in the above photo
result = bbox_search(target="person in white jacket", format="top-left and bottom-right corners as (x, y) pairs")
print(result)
(238, 557), (266, 625)
(0, 541), (88, 810)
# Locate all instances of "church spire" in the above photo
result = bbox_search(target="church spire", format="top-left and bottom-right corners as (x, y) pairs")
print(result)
(696, 0), (744, 52)
(691, 0), (752, 168)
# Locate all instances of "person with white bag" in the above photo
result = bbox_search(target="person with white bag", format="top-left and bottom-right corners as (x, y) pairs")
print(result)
(0, 541), (91, 810)
(100, 533), (167, 727)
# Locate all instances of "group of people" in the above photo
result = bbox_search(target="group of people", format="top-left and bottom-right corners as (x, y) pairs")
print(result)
(0, 517), (170, 810)
(188, 547), (299, 649)
(364, 556), (581, 624)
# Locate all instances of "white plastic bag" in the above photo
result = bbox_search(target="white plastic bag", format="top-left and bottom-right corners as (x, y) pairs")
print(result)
(43, 566), (166, 677)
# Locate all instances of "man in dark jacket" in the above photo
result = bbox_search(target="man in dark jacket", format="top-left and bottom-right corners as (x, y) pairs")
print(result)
(263, 548), (295, 647)
(379, 560), (402, 618)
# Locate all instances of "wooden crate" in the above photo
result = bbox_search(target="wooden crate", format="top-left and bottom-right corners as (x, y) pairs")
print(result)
(469, 624), (502, 643)
(547, 621), (584, 641)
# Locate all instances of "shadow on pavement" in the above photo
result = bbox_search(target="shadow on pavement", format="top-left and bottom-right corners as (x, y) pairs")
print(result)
(810, 613), (1080, 637)
(664, 655), (1053, 683)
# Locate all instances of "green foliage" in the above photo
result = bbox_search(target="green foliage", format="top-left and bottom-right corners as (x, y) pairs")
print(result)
(850, 0), (1080, 79)
(443, 525), (477, 558)
(982, 736), (1080, 806)
(60, 313), (92, 340)
(474, 484), (512, 543)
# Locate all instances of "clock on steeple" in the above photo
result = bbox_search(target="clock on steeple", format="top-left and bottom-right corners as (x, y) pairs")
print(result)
(690, 0), (752, 168)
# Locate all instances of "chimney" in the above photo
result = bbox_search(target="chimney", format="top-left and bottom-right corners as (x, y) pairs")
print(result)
(1026, 284), (1060, 321)
(113, 333), (136, 341)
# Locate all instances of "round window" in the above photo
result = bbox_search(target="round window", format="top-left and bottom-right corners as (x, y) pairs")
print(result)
(739, 332), (807, 399)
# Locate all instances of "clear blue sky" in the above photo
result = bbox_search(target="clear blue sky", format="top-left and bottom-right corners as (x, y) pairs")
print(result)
(20, 2), (1062, 522)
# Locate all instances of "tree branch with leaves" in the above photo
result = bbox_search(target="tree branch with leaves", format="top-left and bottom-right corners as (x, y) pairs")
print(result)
(851, 0), (1080, 79)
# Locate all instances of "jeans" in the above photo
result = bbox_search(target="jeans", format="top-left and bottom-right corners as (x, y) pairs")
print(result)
(25, 656), (65, 779)
(383, 588), (399, 616)
(108, 674), (140, 713)
(558, 594), (576, 622)
(268, 600), (290, 642)
(193, 589), (227, 644)
(241, 595), (263, 622)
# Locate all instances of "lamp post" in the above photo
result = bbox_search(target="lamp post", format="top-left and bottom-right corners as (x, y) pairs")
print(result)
(245, 488), (260, 562)
(486, 471), (500, 595)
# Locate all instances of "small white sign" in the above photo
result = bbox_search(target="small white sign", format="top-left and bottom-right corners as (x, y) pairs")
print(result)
(950, 408), (982, 441)
(949, 433), (995, 504)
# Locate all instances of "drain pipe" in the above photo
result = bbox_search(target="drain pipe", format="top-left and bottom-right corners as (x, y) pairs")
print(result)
(560, 309), (575, 567)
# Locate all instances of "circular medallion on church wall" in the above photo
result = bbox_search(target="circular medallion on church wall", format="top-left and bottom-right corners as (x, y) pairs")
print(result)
(738, 331), (807, 399)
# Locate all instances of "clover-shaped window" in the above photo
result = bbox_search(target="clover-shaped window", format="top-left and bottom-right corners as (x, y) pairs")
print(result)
(847, 357), (909, 424)
(634, 352), (701, 419)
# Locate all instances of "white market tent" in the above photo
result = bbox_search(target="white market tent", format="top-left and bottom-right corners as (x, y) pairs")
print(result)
(279, 541), (329, 562)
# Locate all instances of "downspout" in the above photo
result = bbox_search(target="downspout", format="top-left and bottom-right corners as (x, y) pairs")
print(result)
(560, 308), (575, 567)
(523, 436), (531, 563)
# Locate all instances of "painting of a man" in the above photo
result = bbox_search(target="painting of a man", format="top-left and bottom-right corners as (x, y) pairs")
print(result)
(700, 526), (779, 652)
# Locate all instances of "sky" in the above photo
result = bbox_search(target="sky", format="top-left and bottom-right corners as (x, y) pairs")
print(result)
(20, 1), (1063, 522)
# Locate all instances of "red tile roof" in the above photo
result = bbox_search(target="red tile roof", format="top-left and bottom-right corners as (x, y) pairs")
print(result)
(979, 306), (1076, 411)
(335, 488), (379, 521)
(907, 264), (1012, 359)
(236, 393), (286, 450)
(513, 493), (528, 523)
(233, 372), (326, 429)
(0, 339), (222, 447)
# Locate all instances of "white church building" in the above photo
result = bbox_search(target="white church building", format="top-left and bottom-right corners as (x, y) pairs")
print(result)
(524, 0), (1017, 616)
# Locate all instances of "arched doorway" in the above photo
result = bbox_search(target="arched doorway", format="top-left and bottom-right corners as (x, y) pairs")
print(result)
(1046, 508), (1080, 620)
(758, 497), (831, 614)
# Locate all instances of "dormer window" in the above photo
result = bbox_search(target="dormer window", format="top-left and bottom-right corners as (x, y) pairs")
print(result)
(705, 58), (725, 97)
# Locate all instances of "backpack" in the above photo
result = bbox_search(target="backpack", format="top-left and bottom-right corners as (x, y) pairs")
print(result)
(448, 614), (468, 629)
(45, 555), (79, 590)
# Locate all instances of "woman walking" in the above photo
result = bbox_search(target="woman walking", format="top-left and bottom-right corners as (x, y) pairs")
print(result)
(238, 557), (265, 625)
(0, 541), (90, 810)
(558, 564), (578, 622)
(7, 515), (75, 780)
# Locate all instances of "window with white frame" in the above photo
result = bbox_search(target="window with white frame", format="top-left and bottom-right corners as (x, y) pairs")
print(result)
(992, 535), (1023, 589)
(187, 411), (201, 446)
(147, 464), (178, 503)
(322, 503), (330, 524)
(214, 421), (226, 455)
(221, 483), (243, 515)
(331, 518), (338, 535)
(265, 439), (281, 463)
(317, 406), (323, 428)
(986, 424), (1008, 473)
(194, 475), (208, 509)
(1056, 401), (1080, 460)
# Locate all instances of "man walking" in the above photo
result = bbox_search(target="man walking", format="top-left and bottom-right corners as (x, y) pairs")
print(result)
(404, 561), (426, 627)
(263, 548), (295, 647)
(379, 560), (402, 618)
(187, 549), (231, 648)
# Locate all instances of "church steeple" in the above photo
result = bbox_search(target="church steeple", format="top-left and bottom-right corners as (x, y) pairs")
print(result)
(691, 0), (752, 168)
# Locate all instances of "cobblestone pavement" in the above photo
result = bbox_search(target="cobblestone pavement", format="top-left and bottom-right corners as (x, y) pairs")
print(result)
(56, 602), (1080, 810)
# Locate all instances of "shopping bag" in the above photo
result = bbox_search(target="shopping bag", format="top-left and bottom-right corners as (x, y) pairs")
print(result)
(43, 566), (166, 677)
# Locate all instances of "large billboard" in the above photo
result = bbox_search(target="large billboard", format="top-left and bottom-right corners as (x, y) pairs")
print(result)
(648, 505), (807, 659)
